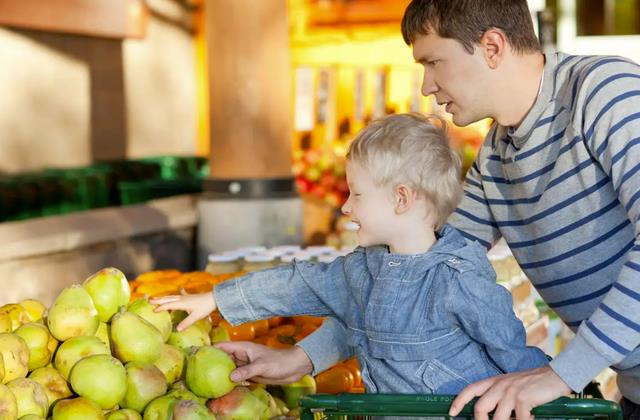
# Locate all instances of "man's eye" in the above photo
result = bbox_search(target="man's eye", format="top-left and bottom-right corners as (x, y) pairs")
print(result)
(427, 60), (439, 66)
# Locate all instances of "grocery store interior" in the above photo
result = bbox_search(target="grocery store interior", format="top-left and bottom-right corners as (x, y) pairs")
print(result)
(1, 0), (639, 417)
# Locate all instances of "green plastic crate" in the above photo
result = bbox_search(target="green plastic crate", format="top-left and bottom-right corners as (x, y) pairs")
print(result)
(138, 156), (208, 180)
(118, 178), (203, 205)
(299, 394), (622, 420)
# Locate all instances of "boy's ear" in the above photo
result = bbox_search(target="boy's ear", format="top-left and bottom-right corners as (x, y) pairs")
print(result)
(394, 184), (414, 214)
(479, 28), (507, 69)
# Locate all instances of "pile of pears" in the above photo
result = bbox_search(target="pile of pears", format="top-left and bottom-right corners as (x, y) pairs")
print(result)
(0, 267), (314, 420)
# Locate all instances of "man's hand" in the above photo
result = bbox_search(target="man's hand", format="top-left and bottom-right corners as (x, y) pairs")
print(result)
(214, 341), (313, 385)
(449, 366), (572, 420)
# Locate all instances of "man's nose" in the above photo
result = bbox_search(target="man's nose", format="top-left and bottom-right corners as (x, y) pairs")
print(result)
(422, 71), (438, 96)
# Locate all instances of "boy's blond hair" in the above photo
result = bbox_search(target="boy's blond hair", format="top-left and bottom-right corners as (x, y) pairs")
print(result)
(346, 113), (463, 230)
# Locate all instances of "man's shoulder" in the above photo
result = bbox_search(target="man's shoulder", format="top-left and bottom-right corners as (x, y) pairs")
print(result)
(555, 52), (640, 91)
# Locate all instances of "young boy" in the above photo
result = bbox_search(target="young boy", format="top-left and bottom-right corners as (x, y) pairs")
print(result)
(153, 113), (548, 394)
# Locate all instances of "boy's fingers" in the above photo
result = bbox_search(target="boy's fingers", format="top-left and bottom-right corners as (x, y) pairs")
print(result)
(153, 302), (184, 312)
(177, 313), (199, 332)
(150, 295), (181, 305)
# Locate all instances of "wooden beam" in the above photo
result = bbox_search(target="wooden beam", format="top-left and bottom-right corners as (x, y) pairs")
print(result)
(0, 0), (149, 39)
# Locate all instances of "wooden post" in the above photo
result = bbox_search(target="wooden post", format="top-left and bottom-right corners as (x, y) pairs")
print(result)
(205, 0), (293, 179)
(197, 0), (302, 263)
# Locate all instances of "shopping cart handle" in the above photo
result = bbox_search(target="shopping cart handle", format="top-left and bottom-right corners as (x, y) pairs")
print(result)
(299, 393), (622, 420)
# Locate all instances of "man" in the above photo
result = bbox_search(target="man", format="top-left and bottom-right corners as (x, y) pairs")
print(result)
(216, 1), (640, 419)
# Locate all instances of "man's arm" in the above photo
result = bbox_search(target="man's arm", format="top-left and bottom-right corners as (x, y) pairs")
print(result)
(452, 58), (640, 420)
(548, 57), (640, 391)
(295, 317), (354, 375)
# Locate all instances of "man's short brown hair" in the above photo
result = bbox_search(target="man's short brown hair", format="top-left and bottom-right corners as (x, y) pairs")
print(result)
(401, 0), (541, 54)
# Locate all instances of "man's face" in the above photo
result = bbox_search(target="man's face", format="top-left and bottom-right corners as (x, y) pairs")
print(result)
(412, 31), (491, 126)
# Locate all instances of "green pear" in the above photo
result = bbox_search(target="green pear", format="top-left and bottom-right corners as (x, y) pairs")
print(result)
(110, 312), (163, 364)
(209, 326), (230, 343)
(206, 386), (267, 420)
(0, 333), (29, 383)
(120, 362), (167, 413)
(281, 374), (316, 409)
(17, 415), (43, 419)
(6, 378), (47, 418)
(167, 325), (210, 352)
(142, 395), (177, 420)
(0, 314), (10, 334)
(53, 336), (110, 381)
(0, 304), (28, 331)
(52, 397), (105, 419)
(194, 319), (212, 335)
(69, 355), (126, 410)
(83, 268), (131, 323)
(94, 322), (111, 348)
(153, 344), (184, 384)
(14, 323), (54, 371)
(251, 386), (278, 419)
(18, 300), (46, 323)
(0, 383), (17, 420)
(106, 408), (142, 420)
(167, 381), (204, 404)
(47, 286), (99, 341)
(172, 400), (215, 420)
(127, 299), (172, 342)
(273, 396), (289, 416)
(185, 346), (236, 399)
(28, 366), (72, 408)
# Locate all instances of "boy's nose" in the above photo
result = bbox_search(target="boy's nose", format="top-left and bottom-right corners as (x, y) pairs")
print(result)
(341, 201), (351, 215)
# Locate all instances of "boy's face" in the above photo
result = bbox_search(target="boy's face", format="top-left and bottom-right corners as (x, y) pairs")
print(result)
(413, 31), (492, 126)
(341, 161), (397, 248)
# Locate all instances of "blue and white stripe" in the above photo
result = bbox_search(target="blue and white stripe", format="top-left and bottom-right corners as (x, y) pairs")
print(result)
(447, 52), (640, 399)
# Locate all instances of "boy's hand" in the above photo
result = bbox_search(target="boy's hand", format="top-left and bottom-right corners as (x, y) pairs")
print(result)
(214, 341), (313, 385)
(449, 366), (572, 420)
(151, 292), (216, 331)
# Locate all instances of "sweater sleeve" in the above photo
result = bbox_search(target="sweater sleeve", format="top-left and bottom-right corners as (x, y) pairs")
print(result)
(296, 317), (355, 375)
(550, 57), (640, 392)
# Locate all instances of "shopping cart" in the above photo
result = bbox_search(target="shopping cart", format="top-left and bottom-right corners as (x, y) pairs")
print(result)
(299, 393), (622, 420)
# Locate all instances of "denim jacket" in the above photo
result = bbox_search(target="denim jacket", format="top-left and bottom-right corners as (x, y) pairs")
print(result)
(215, 225), (548, 394)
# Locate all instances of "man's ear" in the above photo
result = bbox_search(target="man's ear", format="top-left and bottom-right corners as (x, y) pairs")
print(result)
(479, 28), (507, 69)
(394, 184), (415, 214)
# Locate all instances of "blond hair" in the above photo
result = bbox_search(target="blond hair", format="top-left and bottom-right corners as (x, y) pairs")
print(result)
(346, 113), (462, 230)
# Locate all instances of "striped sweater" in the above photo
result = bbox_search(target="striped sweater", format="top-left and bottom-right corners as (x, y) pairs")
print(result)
(447, 51), (640, 401)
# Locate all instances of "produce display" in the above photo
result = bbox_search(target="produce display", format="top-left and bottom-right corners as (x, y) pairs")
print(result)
(129, 269), (364, 397)
(0, 267), (334, 420)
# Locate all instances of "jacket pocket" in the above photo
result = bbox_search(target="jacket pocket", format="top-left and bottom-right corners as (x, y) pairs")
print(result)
(421, 359), (470, 394)
(367, 328), (465, 361)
